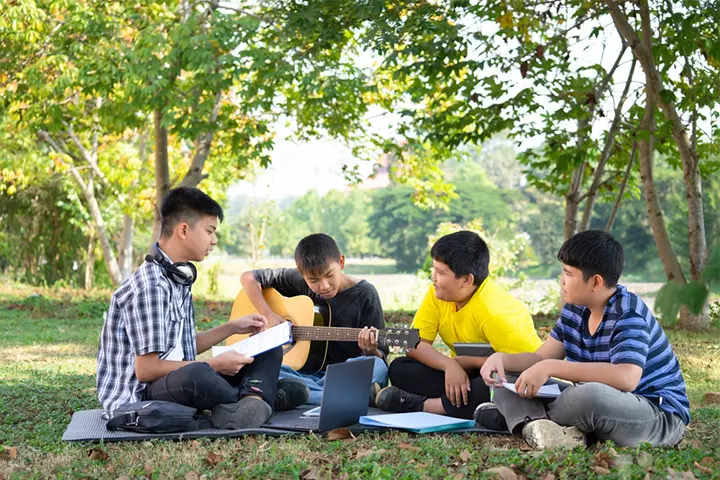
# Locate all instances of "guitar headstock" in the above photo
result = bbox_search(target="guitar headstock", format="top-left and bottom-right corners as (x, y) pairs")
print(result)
(378, 326), (421, 353)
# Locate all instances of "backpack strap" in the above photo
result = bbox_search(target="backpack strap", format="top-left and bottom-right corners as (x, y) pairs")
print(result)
(106, 411), (138, 431)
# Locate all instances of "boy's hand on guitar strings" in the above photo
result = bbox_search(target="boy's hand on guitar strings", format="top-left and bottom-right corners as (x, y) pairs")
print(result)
(231, 314), (268, 335)
(358, 326), (381, 357)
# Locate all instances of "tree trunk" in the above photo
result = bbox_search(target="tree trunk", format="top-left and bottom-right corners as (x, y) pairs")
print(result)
(248, 222), (266, 269)
(681, 59), (707, 284)
(83, 182), (123, 285)
(247, 209), (268, 269)
(637, 91), (685, 285)
(608, 0), (708, 329)
(69, 170), (123, 285)
(178, 132), (213, 188)
(248, 223), (258, 268)
(682, 159), (706, 280)
(565, 125), (587, 241)
(117, 213), (134, 279)
(578, 135), (611, 233)
(85, 225), (95, 290)
(564, 190), (581, 241)
(178, 93), (222, 189)
(152, 109), (170, 246)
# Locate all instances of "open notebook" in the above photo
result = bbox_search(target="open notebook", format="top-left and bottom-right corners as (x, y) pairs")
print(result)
(359, 412), (475, 434)
(211, 322), (292, 358)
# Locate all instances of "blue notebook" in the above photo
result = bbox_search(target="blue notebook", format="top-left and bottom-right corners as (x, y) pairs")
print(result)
(359, 412), (475, 433)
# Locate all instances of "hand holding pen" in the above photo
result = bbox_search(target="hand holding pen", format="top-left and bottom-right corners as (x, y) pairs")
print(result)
(480, 352), (507, 388)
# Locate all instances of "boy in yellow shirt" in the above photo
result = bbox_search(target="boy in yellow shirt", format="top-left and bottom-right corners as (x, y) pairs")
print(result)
(376, 231), (542, 419)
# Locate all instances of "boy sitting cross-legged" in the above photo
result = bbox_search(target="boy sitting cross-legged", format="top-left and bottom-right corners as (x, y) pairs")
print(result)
(475, 230), (690, 449)
(97, 188), (308, 429)
(240, 233), (389, 405)
(375, 230), (543, 419)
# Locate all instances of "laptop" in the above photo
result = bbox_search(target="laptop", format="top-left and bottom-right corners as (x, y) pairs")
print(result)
(270, 358), (374, 432)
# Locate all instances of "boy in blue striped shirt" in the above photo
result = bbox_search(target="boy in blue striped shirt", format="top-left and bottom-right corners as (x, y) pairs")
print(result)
(474, 230), (689, 449)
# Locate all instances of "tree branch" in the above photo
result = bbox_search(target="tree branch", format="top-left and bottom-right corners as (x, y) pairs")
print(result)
(38, 129), (123, 285)
(684, 58), (698, 168)
(62, 122), (113, 190)
(605, 138), (637, 232)
(37, 130), (70, 157)
(596, 40), (628, 99)
(38, 130), (90, 194)
(3, 20), (66, 87)
(579, 56), (637, 230)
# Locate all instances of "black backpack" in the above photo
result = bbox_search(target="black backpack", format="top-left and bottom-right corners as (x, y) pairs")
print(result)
(107, 401), (200, 434)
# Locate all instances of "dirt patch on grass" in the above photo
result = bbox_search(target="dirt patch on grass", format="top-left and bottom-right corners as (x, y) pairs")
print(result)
(0, 344), (96, 364)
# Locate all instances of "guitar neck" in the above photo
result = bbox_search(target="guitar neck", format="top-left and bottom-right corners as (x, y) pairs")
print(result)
(291, 326), (366, 342)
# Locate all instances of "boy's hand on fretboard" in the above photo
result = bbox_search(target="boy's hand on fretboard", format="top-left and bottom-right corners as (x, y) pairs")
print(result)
(358, 326), (381, 358)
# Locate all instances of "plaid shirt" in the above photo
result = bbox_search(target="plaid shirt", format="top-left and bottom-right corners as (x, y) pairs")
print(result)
(96, 249), (197, 416)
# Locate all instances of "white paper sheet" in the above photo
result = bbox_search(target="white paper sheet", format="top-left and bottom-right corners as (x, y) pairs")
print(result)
(211, 321), (292, 358)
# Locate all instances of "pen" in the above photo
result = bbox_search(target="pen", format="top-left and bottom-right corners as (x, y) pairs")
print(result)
(490, 372), (497, 403)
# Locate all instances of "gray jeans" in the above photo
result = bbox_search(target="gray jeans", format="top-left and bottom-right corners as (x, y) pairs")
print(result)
(495, 380), (686, 447)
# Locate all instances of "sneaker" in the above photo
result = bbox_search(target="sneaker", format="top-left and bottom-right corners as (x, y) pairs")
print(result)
(521, 419), (586, 450)
(369, 382), (382, 408)
(211, 396), (272, 429)
(275, 378), (310, 411)
(375, 386), (427, 413)
(473, 402), (508, 431)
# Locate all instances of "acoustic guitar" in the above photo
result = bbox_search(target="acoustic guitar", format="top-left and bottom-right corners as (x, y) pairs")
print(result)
(226, 288), (420, 374)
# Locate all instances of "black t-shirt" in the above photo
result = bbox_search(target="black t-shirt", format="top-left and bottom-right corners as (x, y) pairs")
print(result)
(252, 268), (388, 366)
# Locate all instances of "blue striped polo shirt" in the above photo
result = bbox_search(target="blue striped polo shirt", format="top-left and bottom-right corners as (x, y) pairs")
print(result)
(551, 284), (690, 424)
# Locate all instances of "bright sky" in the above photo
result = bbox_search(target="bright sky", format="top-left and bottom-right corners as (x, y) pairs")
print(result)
(227, 137), (374, 200)
(228, 11), (710, 202)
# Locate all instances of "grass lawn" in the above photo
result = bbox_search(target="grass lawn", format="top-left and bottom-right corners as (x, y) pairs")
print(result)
(0, 282), (718, 479)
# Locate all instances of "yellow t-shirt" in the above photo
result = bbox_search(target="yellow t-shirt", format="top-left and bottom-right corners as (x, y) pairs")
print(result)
(412, 279), (542, 357)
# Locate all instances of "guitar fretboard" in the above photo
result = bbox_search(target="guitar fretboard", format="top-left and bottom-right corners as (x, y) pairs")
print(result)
(291, 326), (370, 342)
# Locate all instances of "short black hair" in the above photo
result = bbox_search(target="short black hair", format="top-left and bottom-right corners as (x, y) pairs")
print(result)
(160, 187), (224, 238)
(557, 230), (624, 287)
(294, 233), (342, 276)
(431, 231), (489, 286)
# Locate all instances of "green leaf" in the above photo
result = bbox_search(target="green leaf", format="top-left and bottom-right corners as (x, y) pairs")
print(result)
(655, 280), (683, 322)
(658, 89), (676, 105)
(678, 281), (710, 315)
(636, 129), (651, 142)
